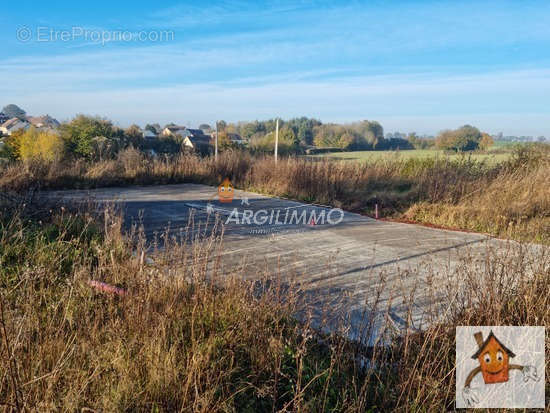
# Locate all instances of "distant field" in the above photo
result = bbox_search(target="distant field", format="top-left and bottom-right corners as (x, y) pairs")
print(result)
(309, 148), (512, 164)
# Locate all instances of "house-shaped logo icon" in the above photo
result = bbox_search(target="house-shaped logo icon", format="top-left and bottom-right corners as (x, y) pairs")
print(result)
(471, 331), (515, 384)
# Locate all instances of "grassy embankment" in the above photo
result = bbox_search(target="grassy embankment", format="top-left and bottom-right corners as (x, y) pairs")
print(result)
(0, 143), (548, 244)
(0, 196), (548, 411)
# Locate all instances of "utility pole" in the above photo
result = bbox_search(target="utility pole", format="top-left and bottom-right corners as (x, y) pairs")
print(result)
(274, 118), (279, 163)
(215, 120), (218, 161)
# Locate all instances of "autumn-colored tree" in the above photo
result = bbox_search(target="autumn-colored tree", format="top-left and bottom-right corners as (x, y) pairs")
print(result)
(338, 133), (355, 149)
(479, 133), (494, 150)
(3, 130), (24, 159)
(435, 125), (482, 152)
(216, 131), (232, 148)
(17, 127), (64, 161)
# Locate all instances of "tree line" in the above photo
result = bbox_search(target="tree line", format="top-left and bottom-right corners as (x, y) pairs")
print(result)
(1, 110), (496, 162)
(218, 118), (494, 153)
(218, 117), (416, 153)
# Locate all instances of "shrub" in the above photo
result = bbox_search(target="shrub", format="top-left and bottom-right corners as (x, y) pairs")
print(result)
(17, 127), (65, 162)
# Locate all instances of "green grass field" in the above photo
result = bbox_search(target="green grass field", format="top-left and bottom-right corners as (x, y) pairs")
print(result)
(309, 148), (512, 164)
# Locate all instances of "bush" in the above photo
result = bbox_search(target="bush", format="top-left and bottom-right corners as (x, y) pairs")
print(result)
(17, 127), (65, 162)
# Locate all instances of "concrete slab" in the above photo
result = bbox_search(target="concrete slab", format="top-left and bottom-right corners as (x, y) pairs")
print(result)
(47, 183), (538, 344)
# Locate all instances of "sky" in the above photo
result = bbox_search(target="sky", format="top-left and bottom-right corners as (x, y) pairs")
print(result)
(2, 0), (550, 135)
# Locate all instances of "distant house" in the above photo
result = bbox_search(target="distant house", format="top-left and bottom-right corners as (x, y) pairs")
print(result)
(142, 129), (157, 140)
(26, 115), (60, 129)
(227, 133), (244, 145)
(183, 135), (212, 152)
(182, 128), (209, 139)
(0, 118), (29, 136)
(0, 112), (10, 125)
(161, 125), (187, 138)
(183, 131), (213, 154)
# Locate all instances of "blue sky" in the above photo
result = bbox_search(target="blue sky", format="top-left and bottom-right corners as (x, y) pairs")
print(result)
(2, 0), (550, 135)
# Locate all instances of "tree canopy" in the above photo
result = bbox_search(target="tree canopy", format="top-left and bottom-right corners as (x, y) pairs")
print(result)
(220, 117), (400, 152)
(5, 127), (64, 161)
(435, 125), (483, 152)
(60, 115), (123, 160)
(145, 123), (161, 134)
(199, 124), (212, 132)
(2, 104), (26, 120)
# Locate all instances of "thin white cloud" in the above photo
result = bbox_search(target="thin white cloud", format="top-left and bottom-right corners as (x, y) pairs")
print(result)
(7, 68), (550, 136)
(5, 0), (550, 93)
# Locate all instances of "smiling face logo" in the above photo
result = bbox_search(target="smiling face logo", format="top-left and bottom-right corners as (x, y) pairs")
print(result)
(472, 331), (515, 384)
(217, 178), (234, 203)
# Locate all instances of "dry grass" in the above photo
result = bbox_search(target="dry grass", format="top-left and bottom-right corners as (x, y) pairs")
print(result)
(2, 144), (548, 243)
(0, 195), (549, 411)
(404, 160), (550, 243)
(0, 205), (346, 411)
